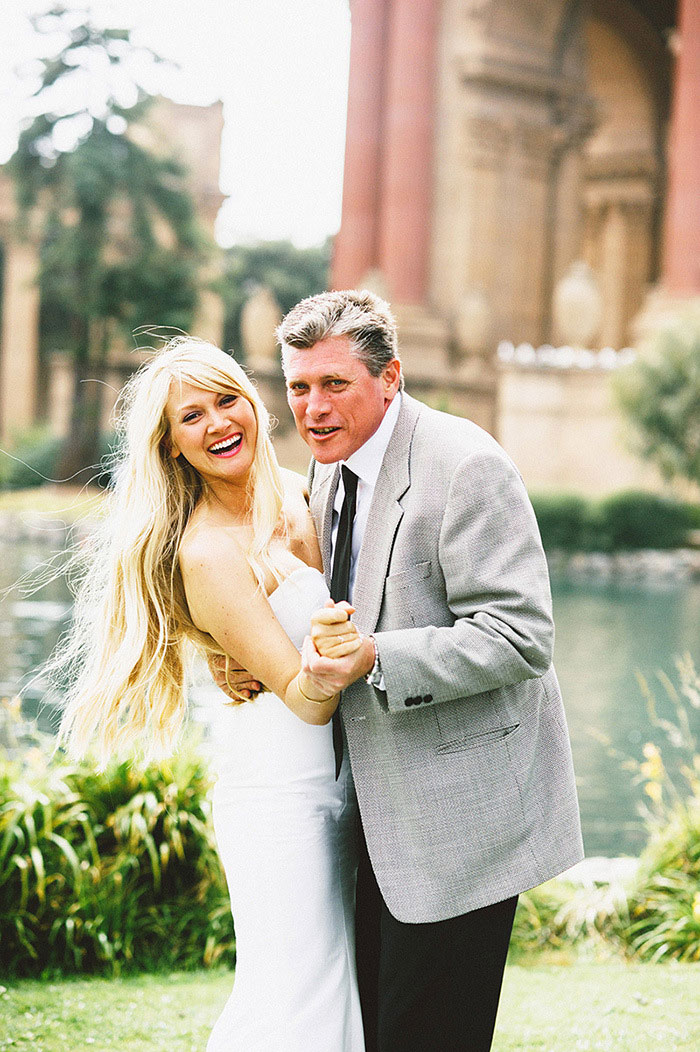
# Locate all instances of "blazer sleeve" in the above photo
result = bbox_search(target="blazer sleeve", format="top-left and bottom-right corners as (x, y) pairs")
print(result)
(373, 447), (555, 714)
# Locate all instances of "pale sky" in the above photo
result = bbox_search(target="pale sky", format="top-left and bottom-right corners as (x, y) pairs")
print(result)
(1, 0), (352, 247)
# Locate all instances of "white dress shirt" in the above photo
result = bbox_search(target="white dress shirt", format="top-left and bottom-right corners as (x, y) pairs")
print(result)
(330, 393), (402, 603)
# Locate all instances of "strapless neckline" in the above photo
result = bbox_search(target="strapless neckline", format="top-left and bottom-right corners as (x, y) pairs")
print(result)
(267, 564), (326, 602)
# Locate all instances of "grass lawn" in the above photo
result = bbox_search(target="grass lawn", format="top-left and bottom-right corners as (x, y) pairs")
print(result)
(1, 961), (698, 1051)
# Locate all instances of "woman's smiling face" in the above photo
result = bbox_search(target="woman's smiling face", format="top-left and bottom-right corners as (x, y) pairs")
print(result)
(165, 381), (258, 486)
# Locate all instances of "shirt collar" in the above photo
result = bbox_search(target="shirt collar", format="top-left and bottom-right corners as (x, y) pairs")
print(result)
(342, 392), (402, 488)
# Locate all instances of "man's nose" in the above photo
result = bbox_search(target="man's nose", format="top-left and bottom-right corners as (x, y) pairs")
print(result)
(305, 387), (330, 417)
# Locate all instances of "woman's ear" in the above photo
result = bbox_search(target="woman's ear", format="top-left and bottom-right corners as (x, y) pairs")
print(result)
(162, 435), (181, 459)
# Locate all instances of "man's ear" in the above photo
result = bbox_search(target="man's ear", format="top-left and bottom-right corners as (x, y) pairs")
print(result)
(381, 359), (402, 399)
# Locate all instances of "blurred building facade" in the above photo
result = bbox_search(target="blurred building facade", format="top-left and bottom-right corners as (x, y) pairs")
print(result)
(333, 0), (697, 494)
(0, 99), (226, 443)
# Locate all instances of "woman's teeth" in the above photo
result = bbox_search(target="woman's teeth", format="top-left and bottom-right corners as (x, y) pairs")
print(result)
(209, 434), (242, 454)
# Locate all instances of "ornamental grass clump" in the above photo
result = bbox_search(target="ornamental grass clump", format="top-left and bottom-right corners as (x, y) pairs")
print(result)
(615, 656), (700, 962)
(0, 702), (234, 977)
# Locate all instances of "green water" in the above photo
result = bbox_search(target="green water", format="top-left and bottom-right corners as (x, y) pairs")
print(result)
(551, 577), (700, 855)
(1, 532), (698, 857)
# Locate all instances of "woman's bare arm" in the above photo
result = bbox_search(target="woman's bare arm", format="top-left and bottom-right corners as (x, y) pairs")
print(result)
(179, 528), (358, 724)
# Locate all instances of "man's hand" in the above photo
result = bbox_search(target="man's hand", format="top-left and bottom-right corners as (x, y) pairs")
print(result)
(207, 653), (263, 704)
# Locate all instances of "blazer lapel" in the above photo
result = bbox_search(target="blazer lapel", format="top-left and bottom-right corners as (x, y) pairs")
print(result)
(352, 395), (422, 635)
(309, 461), (339, 588)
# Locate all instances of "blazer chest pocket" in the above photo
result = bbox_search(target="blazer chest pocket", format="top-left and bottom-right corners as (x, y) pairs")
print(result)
(385, 560), (432, 595)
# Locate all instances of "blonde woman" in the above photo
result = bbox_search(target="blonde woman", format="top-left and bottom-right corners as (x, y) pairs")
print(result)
(58, 338), (366, 1052)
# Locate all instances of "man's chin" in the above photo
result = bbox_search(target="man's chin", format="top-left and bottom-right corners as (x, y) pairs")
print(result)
(309, 444), (343, 464)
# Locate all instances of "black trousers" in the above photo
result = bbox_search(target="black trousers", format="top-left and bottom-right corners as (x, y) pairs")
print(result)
(355, 820), (518, 1052)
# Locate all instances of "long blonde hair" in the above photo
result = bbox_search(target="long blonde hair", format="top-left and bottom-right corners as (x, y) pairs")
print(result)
(57, 337), (284, 765)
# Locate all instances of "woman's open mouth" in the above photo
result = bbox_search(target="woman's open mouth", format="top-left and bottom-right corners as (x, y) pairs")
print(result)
(208, 433), (243, 457)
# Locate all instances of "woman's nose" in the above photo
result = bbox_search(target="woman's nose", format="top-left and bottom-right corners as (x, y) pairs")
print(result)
(207, 408), (229, 431)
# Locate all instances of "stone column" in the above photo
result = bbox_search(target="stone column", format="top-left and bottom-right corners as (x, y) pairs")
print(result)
(331, 0), (389, 291)
(377, 0), (440, 304)
(0, 237), (40, 441)
(663, 0), (700, 294)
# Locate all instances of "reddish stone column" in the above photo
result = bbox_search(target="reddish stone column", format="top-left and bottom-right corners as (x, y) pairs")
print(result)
(331, 0), (389, 291)
(377, 0), (440, 304)
(663, 0), (700, 294)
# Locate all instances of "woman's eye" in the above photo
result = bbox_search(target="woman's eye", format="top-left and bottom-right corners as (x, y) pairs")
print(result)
(220, 394), (237, 405)
(183, 413), (198, 423)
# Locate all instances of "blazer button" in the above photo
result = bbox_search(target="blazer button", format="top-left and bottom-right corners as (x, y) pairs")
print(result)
(424, 694), (432, 704)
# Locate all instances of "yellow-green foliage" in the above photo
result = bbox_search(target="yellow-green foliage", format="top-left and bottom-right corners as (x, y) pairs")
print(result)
(0, 703), (233, 977)
(612, 657), (700, 961)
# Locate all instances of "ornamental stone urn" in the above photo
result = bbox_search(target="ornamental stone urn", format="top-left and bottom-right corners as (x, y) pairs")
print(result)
(553, 261), (603, 349)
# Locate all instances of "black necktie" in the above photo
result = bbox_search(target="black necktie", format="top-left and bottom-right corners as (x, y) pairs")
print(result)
(329, 466), (358, 777)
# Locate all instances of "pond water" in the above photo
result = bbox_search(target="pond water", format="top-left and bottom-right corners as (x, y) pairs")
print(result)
(1, 526), (698, 858)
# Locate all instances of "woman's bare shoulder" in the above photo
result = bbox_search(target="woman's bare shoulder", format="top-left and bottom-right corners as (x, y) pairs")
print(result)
(179, 516), (248, 578)
(280, 466), (310, 502)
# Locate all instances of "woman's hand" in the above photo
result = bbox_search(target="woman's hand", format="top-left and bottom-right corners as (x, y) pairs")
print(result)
(310, 600), (362, 659)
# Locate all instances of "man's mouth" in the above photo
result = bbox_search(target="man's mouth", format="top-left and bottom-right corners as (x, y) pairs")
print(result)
(208, 433), (243, 457)
(308, 426), (340, 440)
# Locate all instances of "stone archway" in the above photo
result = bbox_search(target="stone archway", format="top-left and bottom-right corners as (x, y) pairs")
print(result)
(581, 0), (670, 348)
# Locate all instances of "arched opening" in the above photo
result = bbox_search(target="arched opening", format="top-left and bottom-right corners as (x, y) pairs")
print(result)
(581, 0), (670, 346)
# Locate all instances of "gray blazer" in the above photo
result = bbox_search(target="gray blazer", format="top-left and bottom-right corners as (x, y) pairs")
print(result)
(309, 394), (583, 924)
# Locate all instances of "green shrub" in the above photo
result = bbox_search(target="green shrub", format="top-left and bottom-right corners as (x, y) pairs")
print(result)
(529, 493), (592, 551)
(0, 706), (233, 977)
(530, 489), (696, 552)
(685, 502), (700, 530)
(0, 429), (119, 492)
(0, 428), (63, 491)
(612, 656), (700, 962)
(598, 490), (691, 550)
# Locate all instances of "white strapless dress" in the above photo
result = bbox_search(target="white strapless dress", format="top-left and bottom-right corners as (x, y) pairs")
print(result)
(206, 566), (365, 1052)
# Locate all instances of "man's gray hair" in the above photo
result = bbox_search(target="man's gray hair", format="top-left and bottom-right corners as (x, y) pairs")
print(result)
(277, 289), (402, 385)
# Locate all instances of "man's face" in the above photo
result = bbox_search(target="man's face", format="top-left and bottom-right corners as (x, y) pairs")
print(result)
(284, 336), (401, 463)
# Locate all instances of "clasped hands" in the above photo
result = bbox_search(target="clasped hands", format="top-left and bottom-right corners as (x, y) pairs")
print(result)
(210, 600), (374, 703)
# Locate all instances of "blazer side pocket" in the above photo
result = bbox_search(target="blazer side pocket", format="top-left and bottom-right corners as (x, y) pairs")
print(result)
(436, 723), (520, 754)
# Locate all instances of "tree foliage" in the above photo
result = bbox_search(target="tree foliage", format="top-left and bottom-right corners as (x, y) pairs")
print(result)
(615, 306), (700, 487)
(221, 239), (331, 356)
(8, 6), (207, 476)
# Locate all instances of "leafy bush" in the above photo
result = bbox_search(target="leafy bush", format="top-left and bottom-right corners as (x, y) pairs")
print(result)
(529, 493), (593, 552)
(530, 489), (695, 552)
(0, 429), (117, 491)
(598, 491), (691, 550)
(0, 705), (233, 977)
(614, 305), (700, 487)
(0, 428), (63, 491)
(613, 656), (700, 962)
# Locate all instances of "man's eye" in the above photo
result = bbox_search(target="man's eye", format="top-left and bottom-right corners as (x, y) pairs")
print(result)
(328, 379), (347, 388)
(289, 385), (307, 394)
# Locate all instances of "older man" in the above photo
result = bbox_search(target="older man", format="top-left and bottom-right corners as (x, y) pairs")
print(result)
(236, 288), (583, 1052)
